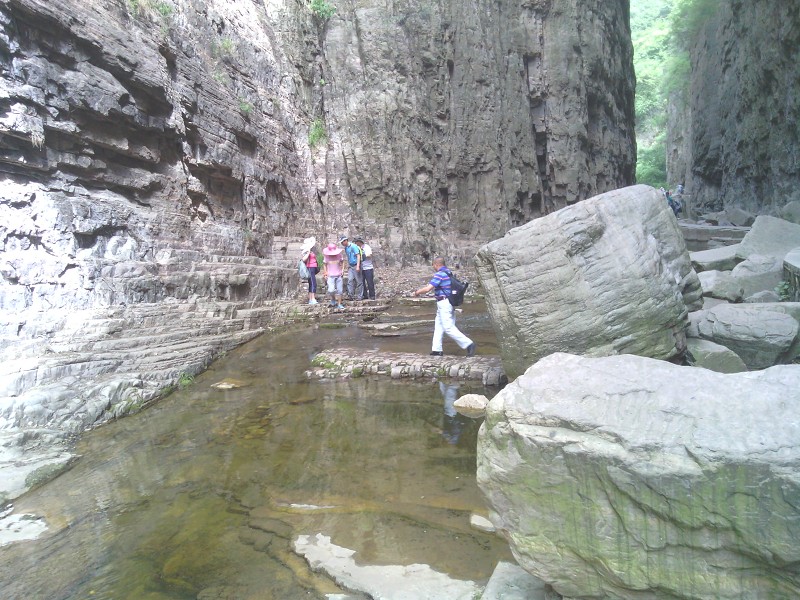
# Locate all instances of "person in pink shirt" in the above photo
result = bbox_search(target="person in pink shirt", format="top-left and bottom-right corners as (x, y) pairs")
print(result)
(322, 242), (345, 309)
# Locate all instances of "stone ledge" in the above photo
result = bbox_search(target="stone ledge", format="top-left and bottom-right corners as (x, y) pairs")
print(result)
(305, 349), (506, 386)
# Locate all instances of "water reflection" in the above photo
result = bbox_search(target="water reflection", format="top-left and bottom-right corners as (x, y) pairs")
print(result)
(0, 309), (510, 599)
(440, 382), (471, 445)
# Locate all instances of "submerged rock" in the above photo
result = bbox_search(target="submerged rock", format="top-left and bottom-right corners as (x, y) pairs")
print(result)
(477, 353), (800, 599)
(293, 533), (482, 600)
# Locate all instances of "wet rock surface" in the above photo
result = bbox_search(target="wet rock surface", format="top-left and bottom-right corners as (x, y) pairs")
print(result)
(306, 349), (506, 387)
(478, 352), (800, 600)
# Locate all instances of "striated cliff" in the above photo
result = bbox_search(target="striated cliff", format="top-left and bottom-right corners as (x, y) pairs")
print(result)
(667, 0), (800, 215)
(0, 0), (635, 499)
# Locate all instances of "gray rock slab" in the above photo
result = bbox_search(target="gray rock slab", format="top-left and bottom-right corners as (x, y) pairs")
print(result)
(678, 222), (749, 247)
(700, 296), (729, 310)
(469, 514), (496, 533)
(685, 338), (747, 373)
(689, 243), (740, 272)
(697, 270), (743, 302)
(745, 290), (781, 303)
(730, 254), (784, 298)
(481, 561), (548, 600)
(736, 215), (800, 260)
(723, 206), (756, 227)
(453, 393), (489, 416)
(306, 350), (506, 386)
(780, 201), (800, 225)
(689, 303), (800, 368)
(293, 533), (482, 600)
(477, 353), (800, 599)
(475, 185), (699, 379)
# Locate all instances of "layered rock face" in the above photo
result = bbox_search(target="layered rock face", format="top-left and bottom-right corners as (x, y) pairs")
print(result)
(0, 0), (635, 498)
(667, 0), (800, 214)
(477, 352), (800, 599)
(320, 0), (635, 261)
(474, 185), (702, 379)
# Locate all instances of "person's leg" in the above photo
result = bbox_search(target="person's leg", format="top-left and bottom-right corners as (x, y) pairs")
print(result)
(347, 266), (356, 299)
(431, 301), (445, 353)
(327, 276), (337, 306)
(335, 276), (344, 307)
(439, 300), (473, 349)
(308, 267), (317, 303)
(362, 269), (374, 299)
(356, 269), (364, 299)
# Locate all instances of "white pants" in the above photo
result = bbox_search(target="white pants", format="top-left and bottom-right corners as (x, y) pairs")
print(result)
(432, 299), (472, 352)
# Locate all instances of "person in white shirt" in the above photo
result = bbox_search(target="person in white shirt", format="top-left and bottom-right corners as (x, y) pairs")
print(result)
(354, 236), (376, 300)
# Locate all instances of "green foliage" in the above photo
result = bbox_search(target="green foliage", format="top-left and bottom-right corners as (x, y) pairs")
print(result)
(212, 38), (235, 59)
(670, 0), (720, 51)
(310, 0), (336, 20)
(239, 100), (253, 115)
(311, 355), (336, 368)
(178, 372), (195, 388)
(308, 118), (327, 148)
(775, 280), (793, 302)
(631, 0), (674, 187)
(636, 132), (667, 189)
(126, 0), (173, 22)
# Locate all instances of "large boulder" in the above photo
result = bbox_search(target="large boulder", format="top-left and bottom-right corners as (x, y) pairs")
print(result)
(696, 270), (743, 302)
(730, 254), (784, 299)
(689, 243), (740, 272)
(477, 353), (800, 600)
(688, 303), (800, 369)
(474, 185), (701, 379)
(685, 338), (747, 373)
(735, 216), (800, 261)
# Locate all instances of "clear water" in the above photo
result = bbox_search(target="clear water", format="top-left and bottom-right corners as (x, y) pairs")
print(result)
(0, 302), (511, 599)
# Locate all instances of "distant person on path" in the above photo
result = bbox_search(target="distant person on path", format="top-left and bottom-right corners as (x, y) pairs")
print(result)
(323, 242), (345, 309)
(412, 257), (476, 357)
(341, 235), (363, 300)
(300, 236), (319, 305)
(355, 236), (376, 300)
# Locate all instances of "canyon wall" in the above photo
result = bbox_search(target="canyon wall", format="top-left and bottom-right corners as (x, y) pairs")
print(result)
(667, 0), (800, 215)
(0, 0), (635, 498)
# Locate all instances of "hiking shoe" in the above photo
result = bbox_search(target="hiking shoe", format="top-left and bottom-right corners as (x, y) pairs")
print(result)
(430, 351), (443, 356)
(309, 299), (318, 305)
(329, 301), (336, 307)
(466, 343), (476, 357)
(336, 303), (345, 309)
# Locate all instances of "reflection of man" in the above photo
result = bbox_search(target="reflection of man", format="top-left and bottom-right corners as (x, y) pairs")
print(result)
(440, 382), (467, 445)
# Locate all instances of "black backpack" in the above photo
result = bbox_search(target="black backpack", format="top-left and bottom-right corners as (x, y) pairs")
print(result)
(446, 269), (469, 306)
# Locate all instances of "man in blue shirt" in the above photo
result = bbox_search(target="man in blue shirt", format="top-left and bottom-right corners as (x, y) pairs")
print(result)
(412, 257), (476, 357)
(341, 235), (363, 300)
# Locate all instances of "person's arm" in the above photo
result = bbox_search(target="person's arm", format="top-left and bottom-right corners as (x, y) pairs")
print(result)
(356, 249), (361, 271)
(322, 258), (328, 277)
(413, 283), (434, 297)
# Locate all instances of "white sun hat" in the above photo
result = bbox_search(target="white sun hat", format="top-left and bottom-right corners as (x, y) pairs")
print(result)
(300, 236), (316, 253)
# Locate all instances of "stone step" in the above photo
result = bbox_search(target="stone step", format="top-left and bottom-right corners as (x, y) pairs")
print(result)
(306, 350), (506, 386)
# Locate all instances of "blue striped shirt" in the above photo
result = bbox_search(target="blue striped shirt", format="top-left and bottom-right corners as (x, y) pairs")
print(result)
(429, 267), (451, 300)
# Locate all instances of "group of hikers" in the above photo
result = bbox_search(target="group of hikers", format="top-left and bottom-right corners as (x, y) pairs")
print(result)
(661, 184), (684, 216)
(300, 234), (375, 308)
(299, 238), (477, 357)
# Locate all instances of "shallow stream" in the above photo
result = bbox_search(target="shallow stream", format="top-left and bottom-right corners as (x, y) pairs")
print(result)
(0, 301), (512, 599)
